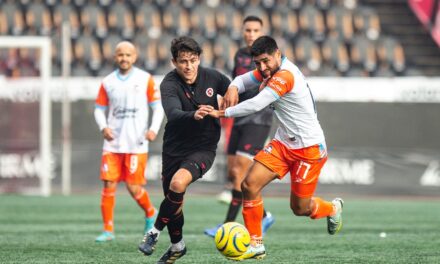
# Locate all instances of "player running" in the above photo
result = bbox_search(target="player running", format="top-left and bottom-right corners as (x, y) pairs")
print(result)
(138, 36), (230, 263)
(205, 15), (275, 238)
(209, 36), (343, 260)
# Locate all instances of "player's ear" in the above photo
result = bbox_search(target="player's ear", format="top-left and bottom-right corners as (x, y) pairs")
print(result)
(275, 49), (281, 59)
(171, 58), (177, 67)
(132, 52), (138, 63)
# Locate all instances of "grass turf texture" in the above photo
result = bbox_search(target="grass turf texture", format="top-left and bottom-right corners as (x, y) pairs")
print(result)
(0, 195), (439, 263)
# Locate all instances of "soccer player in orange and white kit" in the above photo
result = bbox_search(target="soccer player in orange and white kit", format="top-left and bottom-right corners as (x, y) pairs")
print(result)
(209, 36), (343, 260)
(94, 41), (164, 242)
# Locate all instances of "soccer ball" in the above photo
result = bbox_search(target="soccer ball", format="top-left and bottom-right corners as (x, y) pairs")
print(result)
(214, 222), (250, 258)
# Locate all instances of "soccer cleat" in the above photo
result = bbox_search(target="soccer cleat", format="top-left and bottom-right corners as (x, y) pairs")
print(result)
(204, 224), (222, 238)
(217, 190), (232, 204)
(327, 198), (344, 235)
(95, 231), (115, 242)
(139, 231), (159, 256)
(144, 209), (158, 234)
(262, 212), (275, 236)
(227, 243), (266, 261)
(156, 246), (187, 264)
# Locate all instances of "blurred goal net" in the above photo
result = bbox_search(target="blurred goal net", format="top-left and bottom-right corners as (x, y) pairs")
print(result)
(0, 36), (52, 196)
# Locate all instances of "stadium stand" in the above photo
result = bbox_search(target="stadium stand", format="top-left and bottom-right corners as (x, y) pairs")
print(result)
(0, 0), (439, 77)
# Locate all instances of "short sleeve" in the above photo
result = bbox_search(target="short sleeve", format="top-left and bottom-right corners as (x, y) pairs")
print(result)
(146, 76), (160, 103)
(95, 84), (108, 106)
(266, 70), (295, 97)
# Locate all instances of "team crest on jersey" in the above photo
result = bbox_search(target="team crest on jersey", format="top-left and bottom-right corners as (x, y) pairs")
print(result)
(206, 88), (214, 97)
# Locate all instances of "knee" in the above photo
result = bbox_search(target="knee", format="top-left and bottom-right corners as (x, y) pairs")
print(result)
(240, 179), (257, 195)
(290, 205), (311, 217)
(170, 179), (187, 193)
(228, 166), (239, 180)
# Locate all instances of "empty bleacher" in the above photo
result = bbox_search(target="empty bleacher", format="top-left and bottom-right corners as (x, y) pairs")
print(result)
(0, 0), (438, 77)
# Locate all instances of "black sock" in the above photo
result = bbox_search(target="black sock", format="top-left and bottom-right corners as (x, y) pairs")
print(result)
(155, 190), (185, 231)
(167, 211), (184, 244)
(224, 189), (242, 222)
(263, 209), (267, 218)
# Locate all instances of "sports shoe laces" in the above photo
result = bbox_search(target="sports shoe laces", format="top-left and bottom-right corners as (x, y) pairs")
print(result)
(142, 232), (157, 244)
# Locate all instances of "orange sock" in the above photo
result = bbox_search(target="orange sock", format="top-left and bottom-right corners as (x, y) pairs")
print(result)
(101, 186), (116, 232)
(134, 188), (155, 218)
(242, 198), (264, 240)
(310, 197), (335, 219)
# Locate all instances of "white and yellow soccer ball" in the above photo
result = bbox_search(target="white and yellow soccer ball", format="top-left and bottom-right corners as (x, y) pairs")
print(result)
(214, 222), (250, 258)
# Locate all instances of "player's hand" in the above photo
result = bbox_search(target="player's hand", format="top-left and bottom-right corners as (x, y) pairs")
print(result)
(208, 109), (225, 119)
(194, 105), (214, 120)
(145, 130), (157, 141)
(221, 86), (239, 109)
(102, 127), (114, 141)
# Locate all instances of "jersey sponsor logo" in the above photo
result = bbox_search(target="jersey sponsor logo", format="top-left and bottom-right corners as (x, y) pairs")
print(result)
(272, 76), (287, 85)
(112, 106), (139, 119)
(206, 87), (214, 97)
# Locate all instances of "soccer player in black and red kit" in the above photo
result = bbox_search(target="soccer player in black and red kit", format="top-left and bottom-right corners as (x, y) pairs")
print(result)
(138, 36), (230, 263)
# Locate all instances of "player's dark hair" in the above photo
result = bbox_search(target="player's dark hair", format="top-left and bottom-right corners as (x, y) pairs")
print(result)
(250, 36), (279, 57)
(243, 15), (263, 26)
(170, 36), (202, 60)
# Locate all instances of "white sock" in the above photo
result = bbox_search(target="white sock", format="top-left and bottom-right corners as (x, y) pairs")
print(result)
(149, 227), (160, 237)
(171, 240), (185, 252)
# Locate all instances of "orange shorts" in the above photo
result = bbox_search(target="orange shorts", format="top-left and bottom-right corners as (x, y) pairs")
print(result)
(100, 152), (148, 185)
(254, 140), (327, 198)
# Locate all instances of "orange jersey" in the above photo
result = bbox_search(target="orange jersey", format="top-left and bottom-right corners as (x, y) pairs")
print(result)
(95, 67), (160, 153)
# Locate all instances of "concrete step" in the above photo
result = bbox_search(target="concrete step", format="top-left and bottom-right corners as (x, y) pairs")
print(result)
(411, 56), (440, 66)
(385, 24), (429, 35)
(404, 46), (440, 57)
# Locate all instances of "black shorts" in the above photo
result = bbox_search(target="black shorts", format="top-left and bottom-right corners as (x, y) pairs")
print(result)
(161, 150), (216, 195)
(227, 124), (271, 157)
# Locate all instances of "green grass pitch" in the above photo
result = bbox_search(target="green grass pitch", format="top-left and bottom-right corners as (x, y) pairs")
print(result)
(1, 194), (439, 263)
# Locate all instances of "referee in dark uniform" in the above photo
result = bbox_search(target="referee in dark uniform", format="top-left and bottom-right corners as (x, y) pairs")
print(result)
(138, 36), (230, 264)
(205, 16), (275, 238)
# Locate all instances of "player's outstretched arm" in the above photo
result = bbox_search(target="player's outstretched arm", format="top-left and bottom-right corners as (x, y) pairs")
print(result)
(208, 109), (226, 119)
(225, 88), (277, 118)
(221, 86), (239, 109)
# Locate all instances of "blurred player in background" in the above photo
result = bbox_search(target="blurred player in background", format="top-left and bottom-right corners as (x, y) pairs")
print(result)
(94, 41), (164, 242)
(138, 37), (230, 263)
(205, 15), (275, 238)
(209, 36), (344, 260)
